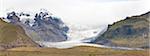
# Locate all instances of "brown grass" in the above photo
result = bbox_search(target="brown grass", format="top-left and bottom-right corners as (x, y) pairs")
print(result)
(0, 46), (149, 56)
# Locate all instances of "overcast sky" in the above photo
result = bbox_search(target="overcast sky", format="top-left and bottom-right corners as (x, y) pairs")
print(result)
(0, 0), (150, 26)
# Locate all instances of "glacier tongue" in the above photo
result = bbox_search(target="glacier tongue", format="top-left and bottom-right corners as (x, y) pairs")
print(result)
(36, 23), (108, 48)
(1, 9), (144, 50)
(2, 10), (109, 48)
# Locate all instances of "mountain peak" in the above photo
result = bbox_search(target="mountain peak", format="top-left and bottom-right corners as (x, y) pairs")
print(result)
(2, 10), (69, 43)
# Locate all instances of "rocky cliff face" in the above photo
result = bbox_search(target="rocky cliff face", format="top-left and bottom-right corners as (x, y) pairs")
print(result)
(0, 18), (39, 50)
(94, 11), (150, 48)
(5, 11), (69, 42)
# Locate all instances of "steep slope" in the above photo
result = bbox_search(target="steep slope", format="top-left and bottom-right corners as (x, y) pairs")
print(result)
(94, 11), (150, 48)
(0, 18), (39, 50)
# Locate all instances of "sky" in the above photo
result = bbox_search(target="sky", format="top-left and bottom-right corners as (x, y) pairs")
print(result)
(0, 0), (150, 26)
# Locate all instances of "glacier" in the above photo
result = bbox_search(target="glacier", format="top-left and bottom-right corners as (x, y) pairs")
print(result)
(1, 10), (108, 48)
(1, 9), (144, 50)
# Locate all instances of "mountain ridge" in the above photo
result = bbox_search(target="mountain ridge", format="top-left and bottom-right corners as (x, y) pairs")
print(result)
(94, 11), (150, 48)
(4, 11), (69, 43)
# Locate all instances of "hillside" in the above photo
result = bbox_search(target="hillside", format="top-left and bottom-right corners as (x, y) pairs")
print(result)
(94, 11), (150, 48)
(0, 18), (39, 50)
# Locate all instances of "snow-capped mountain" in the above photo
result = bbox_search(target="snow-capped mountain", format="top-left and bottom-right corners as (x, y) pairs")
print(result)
(4, 10), (69, 42)
(1, 9), (107, 48)
(1, 9), (147, 50)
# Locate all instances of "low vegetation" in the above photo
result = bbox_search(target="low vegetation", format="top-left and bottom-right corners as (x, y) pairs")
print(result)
(0, 46), (149, 56)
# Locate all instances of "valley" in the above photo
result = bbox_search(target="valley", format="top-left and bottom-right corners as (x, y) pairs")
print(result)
(0, 10), (149, 56)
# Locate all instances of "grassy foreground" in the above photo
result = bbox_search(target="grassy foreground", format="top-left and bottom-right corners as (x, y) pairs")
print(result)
(0, 46), (149, 56)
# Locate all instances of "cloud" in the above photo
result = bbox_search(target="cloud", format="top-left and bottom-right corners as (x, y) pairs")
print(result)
(0, 0), (149, 26)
